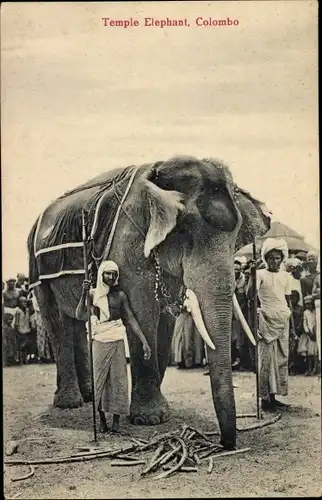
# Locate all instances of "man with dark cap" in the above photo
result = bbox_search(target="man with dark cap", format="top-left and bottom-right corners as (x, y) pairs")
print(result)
(16, 273), (29, 298)
(300, 252), (318, 299)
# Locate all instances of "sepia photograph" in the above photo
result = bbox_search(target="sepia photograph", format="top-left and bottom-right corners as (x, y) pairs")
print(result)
(1, 1), (320, 498)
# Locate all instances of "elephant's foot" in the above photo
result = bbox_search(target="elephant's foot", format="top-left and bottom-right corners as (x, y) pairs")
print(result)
(130, 388), (170, 426)
(220, 433), (236, 450)
(82, 391), (93, 403)
(53, 387), (84, 409)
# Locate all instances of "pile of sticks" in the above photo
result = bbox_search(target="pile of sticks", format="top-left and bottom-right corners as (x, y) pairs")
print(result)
(133, 424), (249, 479)
(5, 425), (251, 481)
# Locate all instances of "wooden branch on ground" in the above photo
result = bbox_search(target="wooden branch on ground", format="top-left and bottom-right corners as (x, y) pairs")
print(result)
(12, 491), (22, 499)
(237, 414), (281, 432)
(6, 421), (276, 480)
(153, 438), (188, 480)
(5, 445), (138, 466)
(110, 460), (145, 466)
(11, 465), (35, 482)
(141, 443), (165, 476)
(202, 447), (251, 462)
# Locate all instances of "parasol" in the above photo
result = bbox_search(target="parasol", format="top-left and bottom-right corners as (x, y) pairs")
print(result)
(235, 221), (318, 259)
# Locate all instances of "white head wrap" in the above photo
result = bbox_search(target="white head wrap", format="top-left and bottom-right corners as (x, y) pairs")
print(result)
(307, 250), (318, 260)
(234, 256), (247, 266)
(93, 260), (119, 322)
(285, 257), (302, 269)
(261, 238), (288, 265)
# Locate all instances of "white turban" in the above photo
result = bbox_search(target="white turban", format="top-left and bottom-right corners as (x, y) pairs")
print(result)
(93, 260), (119, 322)
(261, 238), (288, 264)
(285, 257), (302, 268)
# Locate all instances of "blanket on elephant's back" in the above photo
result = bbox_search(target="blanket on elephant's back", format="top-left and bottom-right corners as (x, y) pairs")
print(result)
(29, 166), (139, 288)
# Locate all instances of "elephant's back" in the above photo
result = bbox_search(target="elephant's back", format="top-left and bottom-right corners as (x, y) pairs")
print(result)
(28, 162), (152, 280)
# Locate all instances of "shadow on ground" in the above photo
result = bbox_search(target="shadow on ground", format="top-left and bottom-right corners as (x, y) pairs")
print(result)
(39, 402), (220, 437)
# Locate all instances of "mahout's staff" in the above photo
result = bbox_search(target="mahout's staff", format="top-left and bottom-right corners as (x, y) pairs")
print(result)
(81, 209), (97, 442)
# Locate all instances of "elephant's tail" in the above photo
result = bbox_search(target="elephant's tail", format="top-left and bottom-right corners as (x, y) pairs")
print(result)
(33, 281), (63, 360)
(27, 217), (40, 289)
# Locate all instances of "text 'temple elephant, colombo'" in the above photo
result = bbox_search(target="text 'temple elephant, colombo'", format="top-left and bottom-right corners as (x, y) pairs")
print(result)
(27, 156), (270, 449)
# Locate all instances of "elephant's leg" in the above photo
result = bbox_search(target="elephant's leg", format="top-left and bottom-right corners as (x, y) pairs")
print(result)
(157, 313), (176, 383)
(73, 317), (92, 402)
(53, 312), (84, 409)
(125, 283), (170, 425)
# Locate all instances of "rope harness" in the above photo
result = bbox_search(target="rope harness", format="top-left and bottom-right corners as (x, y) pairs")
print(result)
(83, 165), (187, 317)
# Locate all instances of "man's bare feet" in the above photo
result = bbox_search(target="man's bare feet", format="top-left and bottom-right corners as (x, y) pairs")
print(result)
(110, 425), (121, 434)
(99, 410), (108, 432)
(99, 422), (109, 433)
(111, 414), (120, 433)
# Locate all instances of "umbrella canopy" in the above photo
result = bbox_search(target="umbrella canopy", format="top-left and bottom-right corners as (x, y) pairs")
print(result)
(256, 221), (304, 241)
(235, 221), (318, 259)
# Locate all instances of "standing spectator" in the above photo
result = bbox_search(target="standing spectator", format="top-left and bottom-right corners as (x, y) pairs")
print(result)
(312, 256), (320, 373)
(300, 251), (318, 298)
(172, 305), (204, 369)
(289, 290), (303, 374)
(295, 252), (309, 278)
(31, 292), (52, 363)
(247, 238), (292, 412)
(299, 296), (318, 375)
(285, 258), (303, 306)
(2, 313), (17, 366)
(3, 279), (21, 321)
(14, 296), (33, 364)
(232, 260), (251, 370)
(16, 273), (29, 297)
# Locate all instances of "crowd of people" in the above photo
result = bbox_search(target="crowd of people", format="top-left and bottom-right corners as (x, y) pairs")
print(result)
(2, 274), (55, 366)
(170, 244), (321, 383)
(2, 243), (320, 426)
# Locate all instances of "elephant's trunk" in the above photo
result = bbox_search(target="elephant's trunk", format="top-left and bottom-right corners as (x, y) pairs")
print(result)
(183, 273), (236, 448)
(203, 294), (236, 449)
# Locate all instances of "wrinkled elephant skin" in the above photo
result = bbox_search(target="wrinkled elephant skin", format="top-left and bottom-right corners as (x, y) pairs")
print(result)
(27, 156), (270, 449)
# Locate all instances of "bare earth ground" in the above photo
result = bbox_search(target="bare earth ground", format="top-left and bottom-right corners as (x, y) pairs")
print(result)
(3, 364), (322, 499)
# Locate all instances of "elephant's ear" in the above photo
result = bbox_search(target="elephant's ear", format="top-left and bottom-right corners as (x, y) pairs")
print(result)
(143, 180), (185, 258)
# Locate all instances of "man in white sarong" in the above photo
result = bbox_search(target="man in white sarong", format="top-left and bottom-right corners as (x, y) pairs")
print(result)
(247, 238), (292, 412)
(76, 261), (151, 433)
(171, 308), (204, 369)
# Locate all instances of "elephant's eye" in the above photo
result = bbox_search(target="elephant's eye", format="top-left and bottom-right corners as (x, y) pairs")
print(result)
(204, 183), (223, 196)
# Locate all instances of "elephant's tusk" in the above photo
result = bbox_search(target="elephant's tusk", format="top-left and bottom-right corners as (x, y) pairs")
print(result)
(232, 294), (256, 346)
(184, 289), (216, 351)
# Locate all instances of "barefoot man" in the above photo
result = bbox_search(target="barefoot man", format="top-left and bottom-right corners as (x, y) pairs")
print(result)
(76, 260), (151, 433)
(247, 238), (292, 412)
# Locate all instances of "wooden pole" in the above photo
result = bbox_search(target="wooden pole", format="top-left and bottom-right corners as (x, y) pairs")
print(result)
(81, 210), (97, 442)
(252, 240), (261, 420)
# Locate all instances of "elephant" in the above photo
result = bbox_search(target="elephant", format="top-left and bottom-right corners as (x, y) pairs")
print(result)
(27, 155), (271, 450)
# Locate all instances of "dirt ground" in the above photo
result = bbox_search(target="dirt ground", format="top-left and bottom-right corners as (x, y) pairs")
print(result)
(3, 363), (321, 499)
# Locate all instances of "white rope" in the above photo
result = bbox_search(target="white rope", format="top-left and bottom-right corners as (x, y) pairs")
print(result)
(31, 166), (139, 285)
(101, 166), (139, 262)
(33, 211), (45, 257)
(35, 242), (83, 257)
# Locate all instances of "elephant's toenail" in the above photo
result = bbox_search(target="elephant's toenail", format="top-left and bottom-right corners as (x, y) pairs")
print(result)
(148, 416), (160, 425)
(133, 416), (145, 425)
